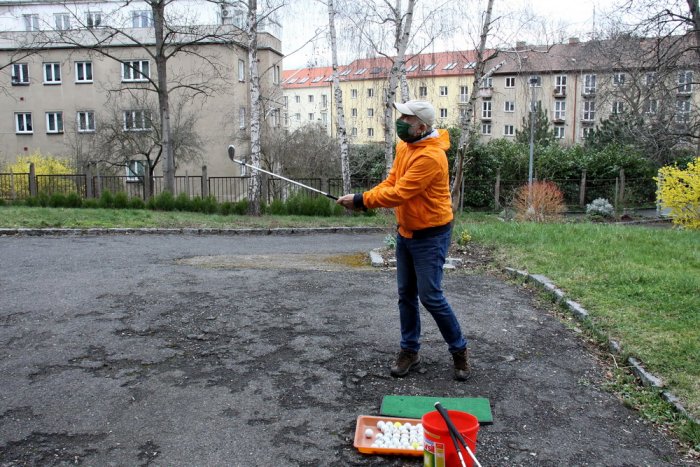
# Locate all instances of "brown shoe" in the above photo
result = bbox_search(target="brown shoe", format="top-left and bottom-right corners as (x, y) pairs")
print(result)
(390, 350), (421, 377)
(452, 348), (471, 381)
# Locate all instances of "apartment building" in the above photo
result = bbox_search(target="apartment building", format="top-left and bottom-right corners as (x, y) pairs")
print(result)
(0, 0), (283, 178)
(282, 66), (333, 134)
(283, 35), (698, 147)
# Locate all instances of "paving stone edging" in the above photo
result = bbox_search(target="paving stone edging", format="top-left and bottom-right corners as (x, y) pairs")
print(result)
(0, 226), (387, 237)
(505, 267), (699, 425)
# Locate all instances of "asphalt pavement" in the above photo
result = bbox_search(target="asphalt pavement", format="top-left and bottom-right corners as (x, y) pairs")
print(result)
(0, 232), (687, 466)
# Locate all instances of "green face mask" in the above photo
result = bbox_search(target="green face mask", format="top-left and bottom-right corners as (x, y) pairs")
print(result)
(395, 119), (423, 143)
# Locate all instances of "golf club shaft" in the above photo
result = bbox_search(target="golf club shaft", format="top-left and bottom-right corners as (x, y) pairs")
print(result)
(230, 158), (338, 200)
(434, 402), (483, 467)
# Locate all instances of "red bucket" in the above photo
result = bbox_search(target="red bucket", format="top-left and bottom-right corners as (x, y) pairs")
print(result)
(422, 410), (479, 467)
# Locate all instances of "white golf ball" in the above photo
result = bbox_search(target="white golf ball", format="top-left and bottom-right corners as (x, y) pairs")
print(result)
(364, 428), (374, 438)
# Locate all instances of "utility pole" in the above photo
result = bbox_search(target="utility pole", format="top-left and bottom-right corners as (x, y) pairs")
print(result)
(528, 76), (540, 194)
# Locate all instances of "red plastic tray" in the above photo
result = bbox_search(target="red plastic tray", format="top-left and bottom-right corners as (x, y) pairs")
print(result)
(353, 415), (424, 457)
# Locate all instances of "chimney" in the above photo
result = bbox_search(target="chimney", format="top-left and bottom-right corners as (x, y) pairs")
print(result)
(568, 37), (580, 44)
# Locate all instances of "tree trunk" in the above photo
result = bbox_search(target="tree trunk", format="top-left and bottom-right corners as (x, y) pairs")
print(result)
(451, 0), (495, 212)
(152, 0), (175, 194)
(247, 0), (263, 215)
(328, 0), (351, 195)
(382, 0), (415, 176)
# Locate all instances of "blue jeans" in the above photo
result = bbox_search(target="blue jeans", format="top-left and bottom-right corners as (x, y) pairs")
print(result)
(396, 229), (467, 354)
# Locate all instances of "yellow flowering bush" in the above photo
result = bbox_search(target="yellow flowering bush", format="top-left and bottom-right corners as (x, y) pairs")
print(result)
(1, 151), (74, 198)
(655, 157), (700, 230)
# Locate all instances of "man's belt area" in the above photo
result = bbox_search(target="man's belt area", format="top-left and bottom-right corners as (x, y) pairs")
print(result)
(399, 222), (452, 239)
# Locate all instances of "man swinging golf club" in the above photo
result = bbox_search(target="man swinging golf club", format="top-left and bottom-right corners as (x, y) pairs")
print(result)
(337, 100), (471, 381)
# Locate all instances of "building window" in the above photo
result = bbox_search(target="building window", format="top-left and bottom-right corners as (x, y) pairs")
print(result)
(238, 59), (245, 81)
(480, 77), (493, 89)
(43, 63), (61, 84)
(503, 125), (515, 136)
(439, 86), (448, 96)
(362, 88), (372, 98)
(321, 94), (328, 109)
(443, 62), (457, 70)
(584, 74), (596, 94)
(459, 85), (468, 103)
(582, 127), (594, 139)
(11, 63), (29, 85)
(239, 107), (246, 129)
(505, 77), (515, 88)
(406, 64), (418, 72)
(55, 13), (71, 30)
(644, 72), (656, 87)
(273, 65), (280, 84)
(271, 108), (280, 127)
(504, 101), (514, 112)
(77, 111), (96, 132)
(126, 160), (145, 181)
(554, 101), (566, 120)
(612, 72), (626, 86)
(122, 60), (150, 82)
(86, 12), (102, 28)
(678, 70), (693, 94)
(294, 95), (300, 103)
(554, 75), (567, 95)
(676, 99), (691, 123)
(308, 94), (314, 103)
(351, 108), (357, 118)
(24, 14), (40, 31)
(418, 86), (427, 98)
(123, 110), (152, 131)
(294, 112), (300, 121)
(481, 123), (491, 135)
(611, 101), (624, 114)
(423, 64), (436, 71)
(554, 126), (565, 139)
(351, 89), (358, 99)
(351, 127), (357, 136)
(320, 112), (327, 126)
(459, 108), (468, 123)
(15, 113), (33, 134)
(644, 99), (658, 115)
(132, 10), (153, 28)
(45, 112), (64, 133)
(583, 100), (596, 121)
(481, 101), (491, 119)
(308, 113), (314, 121)
(367, 108), (374, 117)
(367, 128), (374, 137)
(528, 75), (541, 87)
(75, 61), (93, 82)
(440, 108), (447, 118)
(283, 96), (288, 108)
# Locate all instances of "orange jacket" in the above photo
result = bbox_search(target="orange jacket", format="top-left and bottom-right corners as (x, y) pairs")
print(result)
(363, 129), (454, 238)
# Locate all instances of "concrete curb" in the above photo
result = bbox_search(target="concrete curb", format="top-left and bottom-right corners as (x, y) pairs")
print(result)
(0, 226), (387, 237)
(505, 267), (699, 425)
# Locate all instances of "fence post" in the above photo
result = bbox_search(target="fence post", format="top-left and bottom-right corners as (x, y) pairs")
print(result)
(85, 163), (94, 198)
(201, 165), (208, 198)
(619, 168), (625, 210)
(579, 169), (586, 208)
(10, 169), (16, 200)
(95, 166), (102, 199)
(29, 163), (37, 197)
(143, 169), (151, 201)
(494, 169), (501, 211)
(185, 171), (190, 197)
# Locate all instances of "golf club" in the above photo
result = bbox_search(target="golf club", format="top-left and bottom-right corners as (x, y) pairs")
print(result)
(227, 145), (338, 200)
(434, 402), (483, 467)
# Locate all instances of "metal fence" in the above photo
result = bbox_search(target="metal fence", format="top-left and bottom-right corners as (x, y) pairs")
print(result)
(0, 172), (31, 200)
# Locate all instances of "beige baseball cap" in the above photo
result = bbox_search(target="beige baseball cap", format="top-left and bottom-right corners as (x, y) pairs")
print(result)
(393, 100), (436, 126)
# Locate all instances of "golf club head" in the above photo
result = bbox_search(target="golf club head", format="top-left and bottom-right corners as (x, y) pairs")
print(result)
(227, 145), (236, 162)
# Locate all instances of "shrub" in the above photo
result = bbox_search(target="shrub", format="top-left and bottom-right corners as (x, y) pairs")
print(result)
(201, 196), (218, 214)
(65, 192), (83, 208)
(113, 192), (130, 209)
(512, 181), (566, 222)
(99, 190), (115, 209)
(268, 199), (286, 215)
(151, 191), (175, 211)
(586, 198), (615, 221)
(48, 193), (67, 208)
(384, 233), (396, 249)
(128, 197), (145, 209)
(82, 198), (100, 209)
(174, 192), (192, 211)
(456, 229), (472, 246)
(656, 157), (700, 230)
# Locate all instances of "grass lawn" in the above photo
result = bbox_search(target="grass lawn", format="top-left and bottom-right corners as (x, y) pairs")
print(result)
(454, 214), (700, 421)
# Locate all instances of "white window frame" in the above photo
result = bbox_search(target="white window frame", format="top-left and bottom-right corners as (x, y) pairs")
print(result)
(423, 64), (436, 71)
(481, 123), (491, 135)
(367, 108), (374, 117)
(367, 127), (374, 137)
(418, 86), (428, 98)
(86, 11), (102, 28)
(505, 77), (515, 88)
(75, 61), (93, 83)
(503, 125), (515, 137)
(554, 126), (565, 139)
(238, 59), (245, 82)
(644, 72), (656, 87)
(351, 89), (358, 99)
(367, 88), (374, 97)
(480, 77), (493, 89)
(612, 72), (626, 87)
(11, 63), (29, 85)
(239, 107), (246, 129)
(678, 70), (693, 94)
(554, 75), (567, 94)
(54, 13), (71, 30)
(582, 127), (594, 139)
(406, 64), (419, 72)
(46, 111), (64, 134)
(528, 75), (541, 87)
(351, 108), (357, 118)
(644, 99), (658, 115)
(308, 94), (314, 103)
(122, 60), (150, 82)
(504, 101), (515, 112)
(612, 101), (624, 114)
(294, 95), (300, 103)
(459, 85), (468, 103)
(308, 112), (314, 121)
(439, 86), (448, 96)
(583, 100), (596, 121)
(440, 108), (448, 118)
(126, 160), (145, 181)
(77, 111), (96, 132)
(351, 127), (358, 136)
(15, 112), (33, 134)
(43, 62), (61, 84)
(584, 74), (596, 94)
(554, 101), (566, 120)
(321, 94), (328, 109)
(443, 62), (457, 70)
(24, 14), (40, 31)
(123, 110), (152, 131)
(676, 99), (691, 123)
(132, 10), (153, 28)
(481, 101), (492, 119)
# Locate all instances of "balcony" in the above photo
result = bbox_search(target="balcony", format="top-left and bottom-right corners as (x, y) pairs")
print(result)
(553, 88), (566, 98)
(582, 90), (596, 98)
(478, 88), (492, 99)
(480, 115), (492, 121)
(552, 117), (566, 124)
(581, 119), (595, 125)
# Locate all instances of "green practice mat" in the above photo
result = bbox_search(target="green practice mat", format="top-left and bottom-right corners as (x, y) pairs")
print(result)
(380, 395), (493, 425)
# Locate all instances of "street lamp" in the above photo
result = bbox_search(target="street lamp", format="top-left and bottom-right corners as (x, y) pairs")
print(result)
(528, 75), (541, 190)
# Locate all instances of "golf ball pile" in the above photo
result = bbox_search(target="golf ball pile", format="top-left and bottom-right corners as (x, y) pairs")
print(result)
(369, 420), (424, 451)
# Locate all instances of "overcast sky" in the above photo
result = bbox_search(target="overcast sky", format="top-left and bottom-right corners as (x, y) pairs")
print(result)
(280, 0), (609, 69)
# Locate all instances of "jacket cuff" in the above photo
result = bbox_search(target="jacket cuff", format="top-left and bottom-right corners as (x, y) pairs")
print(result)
(353, 193), (366, 209)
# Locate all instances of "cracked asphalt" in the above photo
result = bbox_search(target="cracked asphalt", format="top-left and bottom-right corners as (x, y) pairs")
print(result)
(0, 233), (687, 466)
